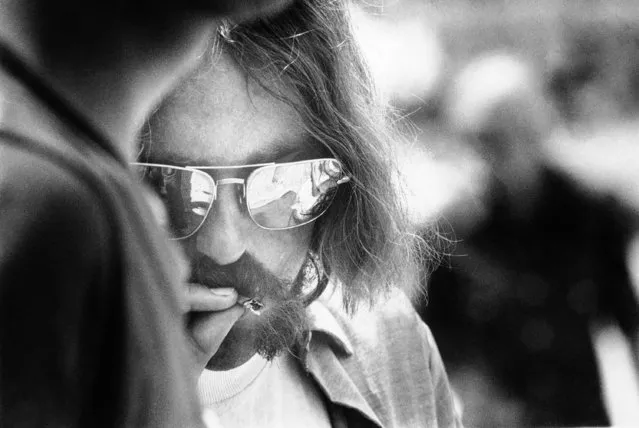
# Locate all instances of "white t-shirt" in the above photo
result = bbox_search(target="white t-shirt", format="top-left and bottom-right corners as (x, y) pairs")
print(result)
(198, 353), (331, 428)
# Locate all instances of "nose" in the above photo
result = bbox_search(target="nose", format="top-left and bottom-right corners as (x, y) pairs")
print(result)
(194, 182), (247, 265)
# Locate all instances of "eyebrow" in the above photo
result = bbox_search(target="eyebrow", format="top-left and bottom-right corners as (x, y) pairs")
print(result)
(146, 134), (325, 167)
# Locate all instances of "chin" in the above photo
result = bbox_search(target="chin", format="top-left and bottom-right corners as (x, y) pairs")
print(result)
(205, 317), (259, 371)
(206, 297), (310, 370)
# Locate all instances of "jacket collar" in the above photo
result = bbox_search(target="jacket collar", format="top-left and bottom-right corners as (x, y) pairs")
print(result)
(306, 299), (354, 356)
(302, 294), (383, 428)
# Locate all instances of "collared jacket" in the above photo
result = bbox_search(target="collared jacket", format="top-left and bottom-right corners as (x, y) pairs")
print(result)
(303, 290), (463, 428)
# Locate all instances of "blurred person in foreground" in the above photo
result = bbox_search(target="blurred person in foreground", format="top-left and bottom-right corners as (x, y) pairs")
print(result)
(0, 0), (290, 426)
(422, 53), (639, 427)
(136, 1), (461, 426)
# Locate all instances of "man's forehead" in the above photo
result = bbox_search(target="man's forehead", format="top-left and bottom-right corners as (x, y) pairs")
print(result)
(149, 53), (318, 166)
(162, 53), (267, 125)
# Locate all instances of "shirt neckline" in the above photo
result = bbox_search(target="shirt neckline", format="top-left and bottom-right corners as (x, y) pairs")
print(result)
(198, 353), (269, 404)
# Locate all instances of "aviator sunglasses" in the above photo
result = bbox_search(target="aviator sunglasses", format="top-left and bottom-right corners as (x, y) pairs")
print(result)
(132, 158), (350, 240)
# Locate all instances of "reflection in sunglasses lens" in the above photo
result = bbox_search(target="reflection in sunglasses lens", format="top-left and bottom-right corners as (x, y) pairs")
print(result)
(247, 159), (344, 229)
(135, 165), (214, 239)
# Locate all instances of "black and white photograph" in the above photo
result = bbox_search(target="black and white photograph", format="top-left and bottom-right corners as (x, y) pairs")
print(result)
(1, 0), (637, 427)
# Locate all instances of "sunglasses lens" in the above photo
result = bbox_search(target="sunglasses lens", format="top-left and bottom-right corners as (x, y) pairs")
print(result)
(246, 159), (345, 229)
(134, 165), (215, 239)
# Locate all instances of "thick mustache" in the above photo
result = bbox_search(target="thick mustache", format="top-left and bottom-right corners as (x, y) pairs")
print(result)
(190, 253), (292, 300)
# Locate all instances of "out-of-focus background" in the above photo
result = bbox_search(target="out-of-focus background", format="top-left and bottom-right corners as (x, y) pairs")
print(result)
(351, 1), (639, 427)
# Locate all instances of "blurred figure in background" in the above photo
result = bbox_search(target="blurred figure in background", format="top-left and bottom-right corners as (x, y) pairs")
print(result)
(422, 53), (639, 427)
(0, 0), (289, 426)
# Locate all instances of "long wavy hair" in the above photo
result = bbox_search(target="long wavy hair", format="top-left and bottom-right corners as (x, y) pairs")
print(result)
(210, 0), (440, 312)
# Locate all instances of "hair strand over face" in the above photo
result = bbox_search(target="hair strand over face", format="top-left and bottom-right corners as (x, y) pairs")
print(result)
(214, 0), (443, 311)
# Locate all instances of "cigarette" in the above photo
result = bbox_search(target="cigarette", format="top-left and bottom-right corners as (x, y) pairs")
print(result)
(237, 297), (264, 316)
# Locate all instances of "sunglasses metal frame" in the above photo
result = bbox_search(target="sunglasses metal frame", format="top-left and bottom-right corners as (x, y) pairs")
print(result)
(132, 158), (349, 240)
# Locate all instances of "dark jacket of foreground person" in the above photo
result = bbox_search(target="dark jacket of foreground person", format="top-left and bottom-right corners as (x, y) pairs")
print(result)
(0, 45), (203, 428)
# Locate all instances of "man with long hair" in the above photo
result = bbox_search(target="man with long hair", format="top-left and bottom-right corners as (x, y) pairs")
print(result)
(138, 1), (461, 426)
(0, 1), (289, 427)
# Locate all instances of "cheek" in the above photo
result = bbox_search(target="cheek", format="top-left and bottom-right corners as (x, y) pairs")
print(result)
(248, 225), (313, 279)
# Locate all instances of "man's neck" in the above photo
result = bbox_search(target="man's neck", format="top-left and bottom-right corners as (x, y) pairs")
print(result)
(0, 3), (213, 160)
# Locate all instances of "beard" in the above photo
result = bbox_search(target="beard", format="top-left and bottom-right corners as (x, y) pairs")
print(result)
(190, 252), (314, 362)
(251, 298), (308, 361)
